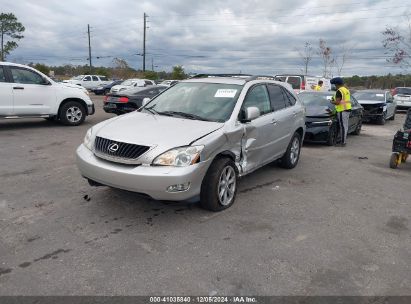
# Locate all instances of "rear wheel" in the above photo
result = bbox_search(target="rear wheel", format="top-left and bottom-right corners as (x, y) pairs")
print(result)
(279, 132), (302, 169)
(200, 158), (238, 212)
(59, 101), (86, 126)
(389, 153), (399, 169)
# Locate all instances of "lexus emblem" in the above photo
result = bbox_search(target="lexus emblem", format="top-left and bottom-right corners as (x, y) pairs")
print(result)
(108, 143), (119, 153)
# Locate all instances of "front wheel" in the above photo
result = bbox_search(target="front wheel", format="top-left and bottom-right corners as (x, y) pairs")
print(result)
(377, 113), (386, 125)
(200, 158), (238, 212)
(327, 125), (338, 146)
(389, 153), (399, 169)
(352, 120), (362, 135)
(59, 101), (86, 126)
(279, 132), (302, 169)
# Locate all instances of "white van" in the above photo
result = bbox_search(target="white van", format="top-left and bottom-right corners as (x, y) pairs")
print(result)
(274, 74), (331, 93)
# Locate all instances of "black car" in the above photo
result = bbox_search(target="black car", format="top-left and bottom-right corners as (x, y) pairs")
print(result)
(92, 80), (123, 95)
(103, 85), (168, 115)
(299, 92), (363, 145)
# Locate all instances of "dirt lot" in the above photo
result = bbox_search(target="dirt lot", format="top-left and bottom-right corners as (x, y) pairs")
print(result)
(0, 95), (410, 296)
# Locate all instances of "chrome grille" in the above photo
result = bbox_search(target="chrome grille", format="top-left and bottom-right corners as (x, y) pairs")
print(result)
(94, 136), (150, 162)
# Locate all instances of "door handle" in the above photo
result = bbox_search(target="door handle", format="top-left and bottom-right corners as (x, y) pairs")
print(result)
(13, 86), (24, 90)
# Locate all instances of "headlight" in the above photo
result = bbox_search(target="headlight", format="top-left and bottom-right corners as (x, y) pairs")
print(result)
(153, 146), (204, 167)
(308, 120), (333, 126)
(83, 128), (94, 150)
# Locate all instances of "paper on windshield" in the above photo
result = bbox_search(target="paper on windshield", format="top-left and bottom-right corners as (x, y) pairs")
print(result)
(376, 94), (384, 97)
(215, 89), (238, 98)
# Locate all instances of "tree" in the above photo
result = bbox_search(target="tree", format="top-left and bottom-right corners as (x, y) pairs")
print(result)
(333, 44), (352, 76)
(382, 14), (411, 71)
(34, 63), (50, 75)
(317, 39), (333, 77)
(0, 13), (25, 61)
(143, 71), (158, 80)
(296, 42), (313, 75)
(171, 65), (186, 80)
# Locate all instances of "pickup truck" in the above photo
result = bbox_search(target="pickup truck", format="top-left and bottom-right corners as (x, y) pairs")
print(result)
(63, 75), (111, 90)
(0, 62), (95, 126)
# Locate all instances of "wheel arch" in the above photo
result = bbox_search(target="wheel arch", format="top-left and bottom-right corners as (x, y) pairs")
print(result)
(58, 98), (89, 117)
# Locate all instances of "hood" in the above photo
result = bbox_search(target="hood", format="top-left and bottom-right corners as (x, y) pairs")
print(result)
(357, 99), (386, 105)
(95, 111), (224, 151)
(305, 105), (333, 118)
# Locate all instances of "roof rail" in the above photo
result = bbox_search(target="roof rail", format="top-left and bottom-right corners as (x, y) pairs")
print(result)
(246, 75), (277, 82)
(190, 73), (252, 79)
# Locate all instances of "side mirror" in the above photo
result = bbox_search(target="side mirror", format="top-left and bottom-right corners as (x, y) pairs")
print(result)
(241, 106), (260, 122)
(142, 97), (151, 106)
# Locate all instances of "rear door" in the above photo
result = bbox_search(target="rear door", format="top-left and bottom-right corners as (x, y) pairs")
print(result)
(0, 65), (13, 116)
(9, 66), (56, 115)
(267, 84), (297, 155)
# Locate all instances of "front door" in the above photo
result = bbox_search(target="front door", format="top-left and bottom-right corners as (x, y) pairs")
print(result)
(9, 66), (56, 115)
(240, 84), (278, 173)
(0, 66), (13, 116)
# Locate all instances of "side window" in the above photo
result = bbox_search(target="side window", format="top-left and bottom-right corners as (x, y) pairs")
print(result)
(242, 85), (271, 116)
(92, 76), (99, 81)
(144, 80), (152, 85)
(267, 84), (287, 111)
(83, 76), (91, 81)
(0, 67), (6, 82)
(100, 76), (108, 81)
(282, 87), (297, 106)
(10, 67), (44, 85)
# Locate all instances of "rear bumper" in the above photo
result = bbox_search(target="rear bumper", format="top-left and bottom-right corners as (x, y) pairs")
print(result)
(87, 104), (95, 115)
(103, 103), (138, 114)
(76, 144), (212, 201)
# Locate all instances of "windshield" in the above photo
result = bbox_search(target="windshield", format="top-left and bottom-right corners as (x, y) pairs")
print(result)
(72, 75), (84, 80)
(299, 93), (333, 106)
(141, 82), (243, 122)
(353, 92), (385, 101)
(121, 79), (137, 86)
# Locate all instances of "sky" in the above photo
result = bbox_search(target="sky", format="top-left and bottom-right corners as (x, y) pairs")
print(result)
(2, 0), (411, 76)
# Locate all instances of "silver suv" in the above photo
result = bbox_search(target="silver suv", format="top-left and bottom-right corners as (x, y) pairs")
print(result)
(76, 75), (306, 211)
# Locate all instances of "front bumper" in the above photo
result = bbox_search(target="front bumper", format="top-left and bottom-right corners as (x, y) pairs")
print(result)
(76, 144), (212, 201)
(103, 102), (137, 114)
(304, 125), (331, 143)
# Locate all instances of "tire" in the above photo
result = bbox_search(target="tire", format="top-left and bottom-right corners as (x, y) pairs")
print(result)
(104, 89), (110, 95)
(389, 111), (395, 121)
(326, 124), (338, 146)
(352, 120), (362, 135)
(389, 153), (399, 169)
(377, 112), (386, 125)
(59, 101), (86, 126)
(279, 132), (302, 169)
(200, 158), (238, 212)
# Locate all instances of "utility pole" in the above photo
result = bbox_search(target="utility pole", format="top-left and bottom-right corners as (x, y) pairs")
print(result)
(151, 58), (154, 71)
(143, 13), (147, 72)
(87, 24), (92, 73)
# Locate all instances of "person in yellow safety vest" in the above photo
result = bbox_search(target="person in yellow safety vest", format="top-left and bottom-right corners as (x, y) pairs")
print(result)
(330, 77), (352, 147)
(312, 80), (323, 91)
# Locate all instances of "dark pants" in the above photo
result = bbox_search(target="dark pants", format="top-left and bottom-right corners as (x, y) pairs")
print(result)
(337, 111), (350, 144)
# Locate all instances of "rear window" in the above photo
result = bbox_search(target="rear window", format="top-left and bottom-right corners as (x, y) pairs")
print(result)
(286, 77), (301, 90)
(397, 88), (411, 95)
(0, 67), (5, 82)
(100, 76), (108, 81)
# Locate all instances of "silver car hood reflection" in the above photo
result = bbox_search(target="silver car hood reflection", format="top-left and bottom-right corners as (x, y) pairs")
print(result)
(96, 112), (224, 151)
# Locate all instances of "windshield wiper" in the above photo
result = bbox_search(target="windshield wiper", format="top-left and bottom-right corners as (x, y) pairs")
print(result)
(142, 106), (159, 115)
(157, 111), (211, 121)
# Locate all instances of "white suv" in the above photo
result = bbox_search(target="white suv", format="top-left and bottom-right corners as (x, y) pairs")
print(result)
(0, 62), (95, 126)
(63, 74), (111, 90)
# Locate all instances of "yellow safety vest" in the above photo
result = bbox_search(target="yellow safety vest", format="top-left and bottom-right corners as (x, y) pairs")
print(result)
(334, 87), (352, 112)
(314, 85), (321, 91)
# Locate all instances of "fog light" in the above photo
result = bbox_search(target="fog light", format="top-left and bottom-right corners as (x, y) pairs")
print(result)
(167, 182), (190, 192)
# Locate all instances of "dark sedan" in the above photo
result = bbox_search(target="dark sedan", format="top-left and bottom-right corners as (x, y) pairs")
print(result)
(92, 80), (123, 95)
(103, 85), (168, 115)
(299, 92), (363, 145)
